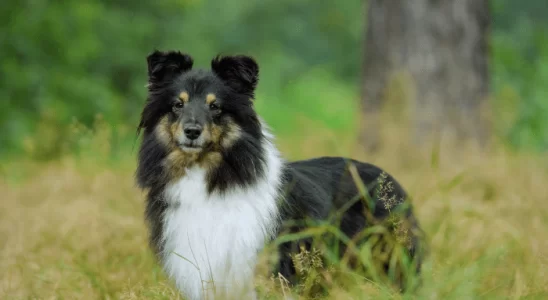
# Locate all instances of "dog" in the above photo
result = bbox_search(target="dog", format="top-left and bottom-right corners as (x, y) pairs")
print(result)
(136, 50), (425, 300)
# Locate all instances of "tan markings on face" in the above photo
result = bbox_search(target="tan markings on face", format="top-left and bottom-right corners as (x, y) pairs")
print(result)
(209, 123), (223, 146)
(162, 120), (218, 182)
(207, 119), (242, 150)
(206, 93), (216, 105)
(221, 120), (242, 149)
(179, 91), (189, 103)
(155, 116), (173, 148)
(170, 120), (183, 141)
(161, 113), (238, 182)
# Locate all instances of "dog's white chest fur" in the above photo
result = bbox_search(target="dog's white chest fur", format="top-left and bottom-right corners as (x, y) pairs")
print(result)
(161, 141), (283, 300)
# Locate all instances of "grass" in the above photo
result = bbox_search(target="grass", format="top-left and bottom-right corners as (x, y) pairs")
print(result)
(1, 85), (548, 299)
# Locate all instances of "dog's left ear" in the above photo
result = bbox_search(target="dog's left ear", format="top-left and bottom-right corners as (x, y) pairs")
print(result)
(147, 50), (193, 84)
(211, 55), (259, 98)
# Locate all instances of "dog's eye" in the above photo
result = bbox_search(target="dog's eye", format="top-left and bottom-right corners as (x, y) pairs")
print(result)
(209, 103), (219, 110)
(173, 102), (184, 109)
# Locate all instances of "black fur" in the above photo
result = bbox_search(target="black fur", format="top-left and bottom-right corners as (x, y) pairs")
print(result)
(147, 50), (194, 83)
(277, 158), (424, 288)
(211, 55), (259, 98)
(136, 50), (425, 293)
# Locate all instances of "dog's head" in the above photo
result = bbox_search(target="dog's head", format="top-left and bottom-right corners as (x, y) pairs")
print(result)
(138, 50), (262, 167)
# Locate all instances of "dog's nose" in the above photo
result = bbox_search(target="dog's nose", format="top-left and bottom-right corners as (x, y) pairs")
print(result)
(184, 125), (202, 140)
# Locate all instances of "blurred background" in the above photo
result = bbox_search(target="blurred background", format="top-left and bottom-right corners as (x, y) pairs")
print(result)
(2, 1), (548, 299)
(1, 0), (548, 160)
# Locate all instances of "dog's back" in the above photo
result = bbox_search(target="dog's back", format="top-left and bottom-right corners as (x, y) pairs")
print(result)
(277, 157), (425, 290)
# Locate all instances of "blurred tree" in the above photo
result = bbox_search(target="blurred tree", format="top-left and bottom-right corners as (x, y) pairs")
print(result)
(2, 0), (548, 157)
(360, 0), (490, 151)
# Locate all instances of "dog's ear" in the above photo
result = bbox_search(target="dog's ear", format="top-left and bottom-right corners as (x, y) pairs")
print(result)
(147, 50), (193, 83)
(211, 55), (259, 98)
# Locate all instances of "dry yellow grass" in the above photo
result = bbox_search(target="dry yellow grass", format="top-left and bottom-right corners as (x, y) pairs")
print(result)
(1, 123), (548, 299)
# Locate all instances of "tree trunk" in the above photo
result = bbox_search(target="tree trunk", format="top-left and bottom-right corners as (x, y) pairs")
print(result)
(360, 0), (490, 151)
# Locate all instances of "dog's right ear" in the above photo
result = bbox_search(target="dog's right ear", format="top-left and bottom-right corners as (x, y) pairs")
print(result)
(146, 50), (193, 83)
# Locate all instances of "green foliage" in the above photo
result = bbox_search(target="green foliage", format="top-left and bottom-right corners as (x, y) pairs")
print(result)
(1, 0), (548, 157)
(0, 0), (364, 157)
(492, 0), (548, 151)
(0, 0), (195, 152)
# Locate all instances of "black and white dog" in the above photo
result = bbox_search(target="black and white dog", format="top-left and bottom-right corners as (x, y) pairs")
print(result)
(136, 50), (424, 299)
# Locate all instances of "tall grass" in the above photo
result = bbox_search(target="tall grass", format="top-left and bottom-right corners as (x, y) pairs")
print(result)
(1, 79), (548, 299)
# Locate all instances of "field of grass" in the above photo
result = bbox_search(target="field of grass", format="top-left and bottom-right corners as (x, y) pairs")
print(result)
(2, 86), (548, 299)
